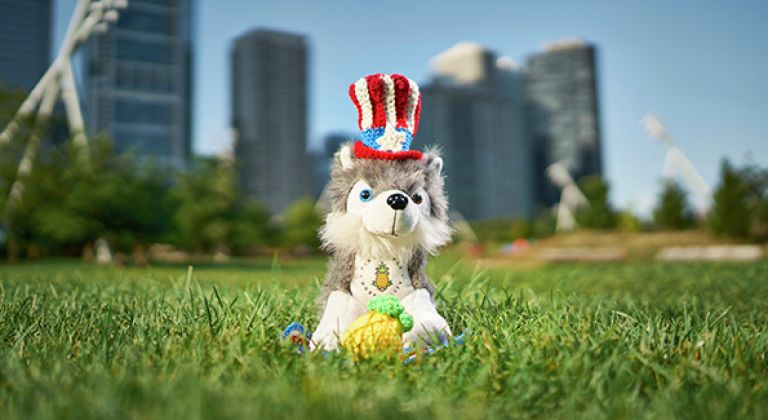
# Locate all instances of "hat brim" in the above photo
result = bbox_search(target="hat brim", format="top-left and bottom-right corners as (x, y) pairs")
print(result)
(354, 141), (423, 160)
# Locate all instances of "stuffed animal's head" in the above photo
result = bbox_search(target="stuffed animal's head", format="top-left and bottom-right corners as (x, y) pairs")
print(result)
(320, 73), (452, 261)
(320, 143), (451, 261)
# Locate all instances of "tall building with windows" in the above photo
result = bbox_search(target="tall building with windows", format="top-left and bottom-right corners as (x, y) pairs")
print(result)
(0, 0), (52, 91)
(311, 132), (352, 197)
(83, 0), (194, 167)
(418, 42), (533, 221)
(231, 28), (313, 214)
(525, 40), (602, 207)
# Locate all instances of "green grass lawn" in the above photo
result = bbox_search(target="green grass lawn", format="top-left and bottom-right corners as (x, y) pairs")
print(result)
(1, 256), (767, 419)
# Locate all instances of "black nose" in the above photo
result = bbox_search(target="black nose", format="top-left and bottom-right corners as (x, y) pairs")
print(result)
(387, 193), (408, 210)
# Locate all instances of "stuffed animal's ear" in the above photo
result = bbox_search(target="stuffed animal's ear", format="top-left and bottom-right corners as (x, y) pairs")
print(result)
(335, 144), (355, 170)
(426, 154), (443, 176)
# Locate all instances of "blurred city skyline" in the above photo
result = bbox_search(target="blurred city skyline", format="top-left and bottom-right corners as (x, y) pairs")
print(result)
(51, 0), (768, 215)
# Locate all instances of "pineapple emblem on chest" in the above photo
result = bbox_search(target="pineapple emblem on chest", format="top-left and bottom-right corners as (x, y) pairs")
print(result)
(372, 262), (392, 292)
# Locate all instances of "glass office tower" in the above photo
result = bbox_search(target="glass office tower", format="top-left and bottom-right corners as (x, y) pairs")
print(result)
(525, 40), (602, 207)
(0, 0), (52, 91)
(418, 43), (534, 221)
(231, 28), (313, 214)
(83, 0), (194, 168)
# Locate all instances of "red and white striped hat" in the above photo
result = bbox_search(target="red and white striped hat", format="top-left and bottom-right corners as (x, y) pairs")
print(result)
(348, 74), (423, 160)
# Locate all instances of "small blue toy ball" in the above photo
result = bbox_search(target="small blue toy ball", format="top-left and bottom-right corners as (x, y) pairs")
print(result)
(282, 322), (311, 353)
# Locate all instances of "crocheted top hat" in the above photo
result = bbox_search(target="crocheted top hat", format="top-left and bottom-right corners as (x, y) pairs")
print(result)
(349, 74), (423, 160)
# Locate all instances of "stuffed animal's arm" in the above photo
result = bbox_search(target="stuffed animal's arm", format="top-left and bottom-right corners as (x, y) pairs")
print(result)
(311, 291), (367, 351)
(407, 250), (436, 294)
(400, 288), (451, 346)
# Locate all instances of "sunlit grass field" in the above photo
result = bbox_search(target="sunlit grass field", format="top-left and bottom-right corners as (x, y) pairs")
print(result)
(1, 256), (767, 419)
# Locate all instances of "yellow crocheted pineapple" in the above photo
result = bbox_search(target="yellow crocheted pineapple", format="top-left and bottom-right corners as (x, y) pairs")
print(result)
(341, 295), (413, 360)
(373, 263), (391, 291)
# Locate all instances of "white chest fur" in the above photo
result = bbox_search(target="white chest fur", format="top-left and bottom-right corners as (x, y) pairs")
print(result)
(350, 255), (414, 304)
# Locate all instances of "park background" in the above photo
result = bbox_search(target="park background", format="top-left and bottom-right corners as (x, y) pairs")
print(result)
(0, 1), (767, 419)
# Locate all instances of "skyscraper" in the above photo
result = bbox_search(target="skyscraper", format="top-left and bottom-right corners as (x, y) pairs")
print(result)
(418, 42), (534, 221)
(312, 132), (352, 197)
(231, 28), (313, 214)
(525, 40), (602, 207)
(83, 0), (194, 168)
(0, 0), (52, 91)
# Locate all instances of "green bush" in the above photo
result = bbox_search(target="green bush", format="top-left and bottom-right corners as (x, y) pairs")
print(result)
(653, 180), (696, 230)
(709, 159), (767, 240)
(171, 157), (272, 255)
(470, 218), (533, 242)
(280, 197), (322, 251)
(576, 175), (617, 229)
(617, 209), (643, 232)
(2, 136), (176, 258)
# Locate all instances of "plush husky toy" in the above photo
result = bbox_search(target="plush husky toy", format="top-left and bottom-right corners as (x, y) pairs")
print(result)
(312, 74), (453, 351)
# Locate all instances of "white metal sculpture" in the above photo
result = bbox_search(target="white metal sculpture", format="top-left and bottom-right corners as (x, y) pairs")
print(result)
(0, 0), (128, 220)
(547, 162), (589, 232)
(641, 114), (711, 211)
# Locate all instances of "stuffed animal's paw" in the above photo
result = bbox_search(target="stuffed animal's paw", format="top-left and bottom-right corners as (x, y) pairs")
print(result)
(310, 329), (342, 351)
(403, 312), (452, 346)
(400, 288), (451, 346)
(311, 291), (367, 352)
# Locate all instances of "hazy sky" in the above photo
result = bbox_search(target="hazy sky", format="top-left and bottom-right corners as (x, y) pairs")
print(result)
(56, 0), (768, 214)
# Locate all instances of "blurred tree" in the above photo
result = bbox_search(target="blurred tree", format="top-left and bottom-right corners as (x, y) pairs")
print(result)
(533, 209), (556, 237)
(30, 137), (175, 257)
(505, 219), (534, 241)
(280, 197), (322, 251)
(172, 157), (270, 255)
(173, 157), (234, 253)
(0, 83), (27, 124)
(709, 159), (768, 240)
(739, 160), (768, 240)
(617, 209), (642, 232)
(470, 218), (533, 242)
(576, 175), (617, 229)
(0, 85), (36, 260)
(653, 180), (695, 230)
(233, 198), (273, 253)
(709, 159), (752, 238)
(22, 145), (91, 252)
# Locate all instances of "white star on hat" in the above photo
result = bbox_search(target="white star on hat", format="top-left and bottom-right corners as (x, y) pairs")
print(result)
(376, 128), (407, 152)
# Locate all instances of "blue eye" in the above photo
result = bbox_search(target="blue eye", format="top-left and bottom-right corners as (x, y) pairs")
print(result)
(359, 188), (373, 202)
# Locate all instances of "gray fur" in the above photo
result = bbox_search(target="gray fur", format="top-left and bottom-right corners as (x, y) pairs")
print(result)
(315, 250), (355, 312)
(407, 248), (436, 294)
(317, 143), (448, 315)
(325, 144), (448, 221)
